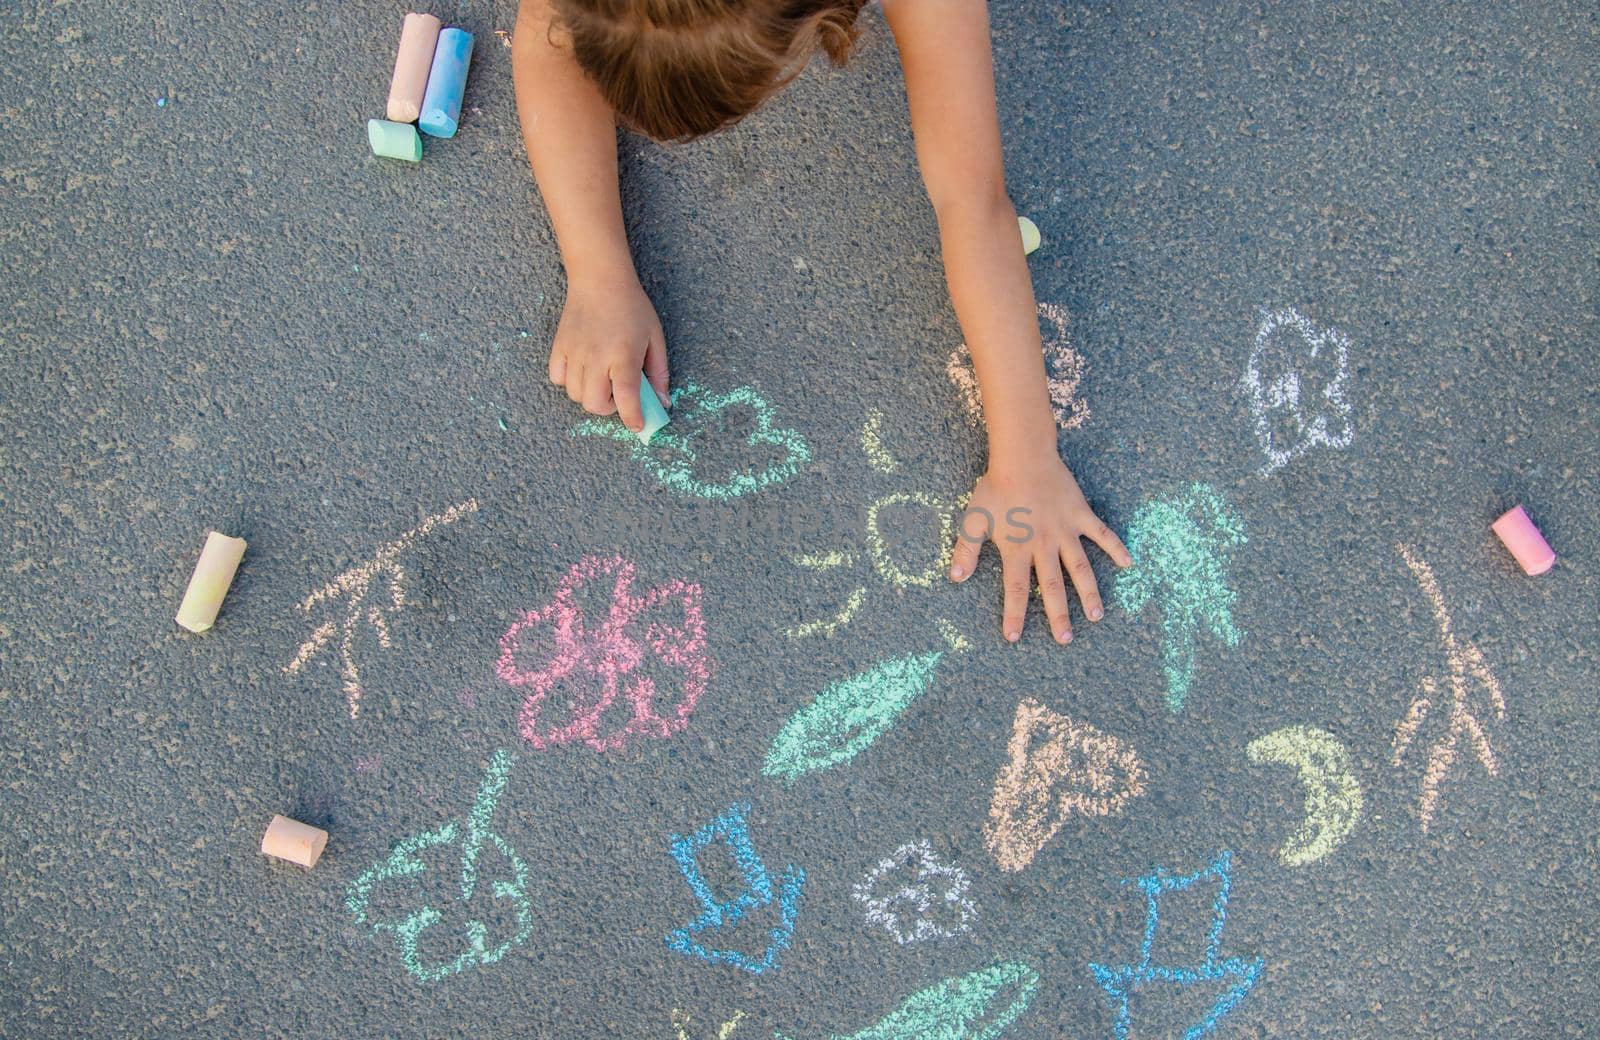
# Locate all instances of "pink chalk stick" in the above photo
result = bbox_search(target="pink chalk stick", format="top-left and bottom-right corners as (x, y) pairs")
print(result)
(1492, 505), (1555, 575)
(387, 13), (442, 123)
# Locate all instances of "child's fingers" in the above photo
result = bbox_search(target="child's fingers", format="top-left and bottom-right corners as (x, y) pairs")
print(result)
(549, 346), (568, 386)
(1062, 540), (1104, 622)
(644, 336), (670, 409)
(1000, 549), (1032, 643)
(1035, 549), (1073, 644)
(1086, 518), (1132, 568)
(582, 368), (616, 416)
(612, 369), (645, 433)
(949, 527), (982, 582)
(563, 357), (586, 404)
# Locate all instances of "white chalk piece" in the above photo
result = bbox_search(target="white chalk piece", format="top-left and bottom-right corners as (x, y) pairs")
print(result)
(175, 531), (247, 633)
(261, 815), (328, 868)
(1018, 216), (1041, 255)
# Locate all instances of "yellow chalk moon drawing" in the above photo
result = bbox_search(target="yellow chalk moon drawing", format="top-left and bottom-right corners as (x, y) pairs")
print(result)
(1246, 726), (1363, 867)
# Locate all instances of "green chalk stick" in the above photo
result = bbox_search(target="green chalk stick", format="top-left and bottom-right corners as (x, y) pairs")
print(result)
(368, 118), (422, 163)
(638, 381), (670, 444)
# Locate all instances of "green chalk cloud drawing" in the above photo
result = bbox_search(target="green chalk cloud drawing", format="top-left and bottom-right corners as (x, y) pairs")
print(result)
(346, 749), (533, 982)
(763, 652), (944, 782)
(1114, 483), (1246, 712)
(573, 383), (810, 501)
(774, 960), (1038, 1040)
(1247, 725), (1363, 866)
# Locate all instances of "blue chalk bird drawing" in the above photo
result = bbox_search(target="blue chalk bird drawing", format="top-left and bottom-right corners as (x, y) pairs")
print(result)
(1114, 484), (1247, 712)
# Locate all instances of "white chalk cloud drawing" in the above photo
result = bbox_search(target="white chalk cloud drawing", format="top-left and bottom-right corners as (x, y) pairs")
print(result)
(852, 841), (977, 945)
(1242, 307), (1355, 475)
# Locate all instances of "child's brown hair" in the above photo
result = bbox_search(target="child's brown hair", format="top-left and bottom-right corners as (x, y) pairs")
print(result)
(551, 0), (867, 142)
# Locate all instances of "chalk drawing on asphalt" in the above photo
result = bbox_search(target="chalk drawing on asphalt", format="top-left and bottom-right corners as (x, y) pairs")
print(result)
(1089, 850), (1263, 1040)
(572, 383), (810, 500)
(673, 1009), (744, 1040)
(1242, 307), (1354, 476)
(497, 554), (711, 753)
(1391, 542), (1506, 833)
(1246, 725), (1363, 866)
(948, 303), (1089, 432)
(775, 960), (1039, 1040)
(862, 409), (899, 473)
(664, 802), (804, 975)
(285, 499), (479, 719)
(1113, 484), (1246, 712)
(853, 840), (977, 945)
(985, 697), (1146, 873)
(346, 749), (532, 983)
(763, 651), (945, 783)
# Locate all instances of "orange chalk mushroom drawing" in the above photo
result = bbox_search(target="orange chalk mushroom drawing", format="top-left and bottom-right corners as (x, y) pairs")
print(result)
(1391, 542), (1507, 833)
(984, 697), (1147, 873)
(947, 303), (1088, 432)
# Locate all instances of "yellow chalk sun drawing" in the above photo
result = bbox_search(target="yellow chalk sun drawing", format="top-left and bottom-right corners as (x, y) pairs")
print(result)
(789, 411), (965, 645)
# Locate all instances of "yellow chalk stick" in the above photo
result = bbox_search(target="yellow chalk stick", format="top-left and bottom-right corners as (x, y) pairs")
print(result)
(1018, 216), (1041, 255)
(176, 531), (246, 633)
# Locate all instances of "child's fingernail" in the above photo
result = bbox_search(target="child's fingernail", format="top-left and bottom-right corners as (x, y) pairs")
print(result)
(1006, 629), (1020, 642)
(1060, 629), (1073, 643)
(950, 564), (965, 580)
(1090, 606), (1103, 621)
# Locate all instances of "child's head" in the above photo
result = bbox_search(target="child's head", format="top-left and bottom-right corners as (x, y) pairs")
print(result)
(552, 0), (866, 141)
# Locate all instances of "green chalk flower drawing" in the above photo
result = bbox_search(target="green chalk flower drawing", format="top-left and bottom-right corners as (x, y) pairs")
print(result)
(1114, 484), (1247, 712)
(775, 960), (1039, 1040)
(346, 749), (533, 983)
(763, 652), (944, 782)
(572, 383), (810, 501)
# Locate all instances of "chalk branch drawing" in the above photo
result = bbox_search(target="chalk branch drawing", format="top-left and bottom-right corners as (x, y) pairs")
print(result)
(763, 651), (945, 782)
(1246, 726), (1363, 866)
(572, 383), (810, 500)
(346, 749), (532, 983)
(1391, 542), (1507, 833)
(497, 554), (711, 753)
(285, 499), (479, 718)
(1114, 484), (1246, 712)
(665, 802), (805, 975)
(1242, 307), (1354, 475)
(862, 409), (899, 474)
(985, 698), (1147, 873)
(1089, 851), (1263, 1040)
(853, 841), (977, 945)
(776, 960), (1039, 1040)
(673, 1009), (744, 1040)
(948, 303), (1089, 432)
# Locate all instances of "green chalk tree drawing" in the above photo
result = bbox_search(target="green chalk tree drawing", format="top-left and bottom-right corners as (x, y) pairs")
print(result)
(774, 959), (1039, 1040)
(1114, 484), (1247, 712)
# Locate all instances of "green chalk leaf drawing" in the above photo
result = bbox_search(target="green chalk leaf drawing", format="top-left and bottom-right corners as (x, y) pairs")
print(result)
(346, 749), (533, 983)
(1114, 483), (1247, 712)
(762, 652), (944, 783)
(774, 960), (1038, 1040)
(572, 383), (810, 501)
(1247, 725), (1363, 866)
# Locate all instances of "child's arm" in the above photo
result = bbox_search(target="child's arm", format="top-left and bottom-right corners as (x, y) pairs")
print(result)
(882, 0), (1131, 644)
(512, 0), (668, 432)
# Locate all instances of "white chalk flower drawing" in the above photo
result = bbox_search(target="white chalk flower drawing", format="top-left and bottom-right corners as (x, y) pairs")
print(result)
(1242, 307), (1355, 475)
(948, 303), (1089, 432)
(853, 841), (977, 945)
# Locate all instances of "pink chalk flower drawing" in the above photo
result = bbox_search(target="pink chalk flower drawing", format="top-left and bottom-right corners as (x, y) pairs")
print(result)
(497, 555), (711, 752)
(948, 302), (1088, 432)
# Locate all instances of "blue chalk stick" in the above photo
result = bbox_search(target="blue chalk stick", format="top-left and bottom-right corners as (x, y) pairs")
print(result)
(638, 381), (671, 444)
(419, 28), (473, 139)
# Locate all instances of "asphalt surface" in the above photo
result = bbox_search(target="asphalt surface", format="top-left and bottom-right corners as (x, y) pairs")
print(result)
(3, 1), (1598, 1037)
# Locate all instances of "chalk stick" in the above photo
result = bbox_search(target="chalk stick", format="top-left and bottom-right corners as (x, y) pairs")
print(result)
(260, 815), (328, 868)
(368, 118), (423, 162)
(1018, 216), (1041, 255)
(176, 531), (246, 633)
(1492, 505), (1555, 575)
(638, 381), (670, 444)
(418, 28), (473, 139)
(387, 13), (443, 123)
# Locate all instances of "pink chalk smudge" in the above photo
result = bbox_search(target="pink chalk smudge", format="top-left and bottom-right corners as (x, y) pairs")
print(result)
(354, 754), (382, 774)
(496, 555), (711, 753)
(948, 303), (1088, 433)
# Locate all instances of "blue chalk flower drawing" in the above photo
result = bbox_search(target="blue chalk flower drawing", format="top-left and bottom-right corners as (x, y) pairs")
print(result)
(572, 383), (810, 501)
(1089, 850), (1264, 1040)
(664, 802), (805, 975)
(345, 750), (533, 983)
(1114, 484), (1247, 712)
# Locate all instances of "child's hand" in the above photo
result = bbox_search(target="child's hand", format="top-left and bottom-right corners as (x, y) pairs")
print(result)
(949, 452), (1131, 645)
(548, 277), (670, 433)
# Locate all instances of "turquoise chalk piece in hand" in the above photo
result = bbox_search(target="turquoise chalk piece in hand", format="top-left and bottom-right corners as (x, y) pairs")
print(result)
(368, 119), (422, 162)
(419, 28), (474, 138)
(638, 381), (671, 444)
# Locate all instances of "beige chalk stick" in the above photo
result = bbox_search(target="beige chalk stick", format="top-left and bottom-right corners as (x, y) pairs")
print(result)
(261, 815), (328, 868)
(175, 531), (247, 633)
(387, 13), (443, 123)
